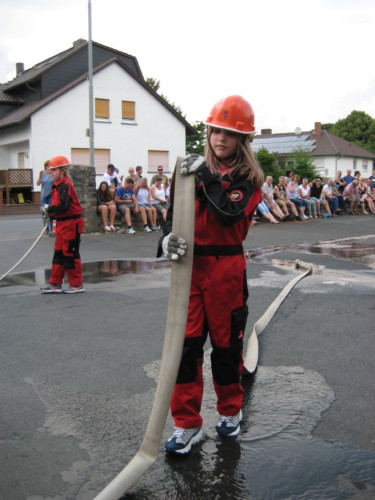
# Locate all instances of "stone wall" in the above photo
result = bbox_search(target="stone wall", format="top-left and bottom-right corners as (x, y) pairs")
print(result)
(69, 164), (98, 233)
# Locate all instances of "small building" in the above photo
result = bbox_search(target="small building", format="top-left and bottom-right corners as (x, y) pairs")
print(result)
(252, 122), (375, 179)
(0, 39), (194, 206)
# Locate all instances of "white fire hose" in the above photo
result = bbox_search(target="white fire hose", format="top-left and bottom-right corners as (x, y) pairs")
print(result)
(243, 259), (313, 374)
(94, 158), (196, 499)
(0, 224), (48, 282)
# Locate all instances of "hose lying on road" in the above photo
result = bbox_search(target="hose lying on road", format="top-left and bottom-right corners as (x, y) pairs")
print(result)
(94, 158), (196, 500)
(0, 224), (48, 282)
(243, 259), (313, 375)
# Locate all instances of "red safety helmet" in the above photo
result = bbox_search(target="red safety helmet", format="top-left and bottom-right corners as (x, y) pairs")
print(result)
(49, 155), (70, 169)
(205, 95), (255, 134)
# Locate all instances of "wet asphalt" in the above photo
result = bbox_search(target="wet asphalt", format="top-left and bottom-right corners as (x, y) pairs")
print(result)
(0, 214), (374, 499)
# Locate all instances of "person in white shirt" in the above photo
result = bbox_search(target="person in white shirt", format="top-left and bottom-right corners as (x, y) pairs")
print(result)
(151, 177), (169, 221)
(298, 178), (317, 218)
(102, 164), (122, 199)
(261, 176), (286, 221)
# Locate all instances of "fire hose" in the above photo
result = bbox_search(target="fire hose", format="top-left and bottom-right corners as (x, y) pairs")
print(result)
(0, 224), (48, 282)
(94, 158), (196, 499)
(243, 259), (313, 374)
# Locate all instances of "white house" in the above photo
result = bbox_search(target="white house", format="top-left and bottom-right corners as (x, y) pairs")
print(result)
(252, 122), (375, 179)
(0, 39), (194, 204)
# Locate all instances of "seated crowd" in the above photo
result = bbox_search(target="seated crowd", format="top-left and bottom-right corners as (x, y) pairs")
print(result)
(96, 163), (171, 234)
(97, 164), (375, 232)
(253, 168), (375, 225)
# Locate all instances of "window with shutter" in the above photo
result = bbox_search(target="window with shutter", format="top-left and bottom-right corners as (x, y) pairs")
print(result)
(148, 151), (169, 173)
(95, 98), (110, 119)
(122, 100), (135, 121)
(71, 148), (110, 175)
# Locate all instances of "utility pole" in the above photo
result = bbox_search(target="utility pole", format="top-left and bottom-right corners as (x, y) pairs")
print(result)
(88, 0), (94, 166)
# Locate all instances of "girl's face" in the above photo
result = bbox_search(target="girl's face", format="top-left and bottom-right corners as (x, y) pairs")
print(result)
(209, 128), (238, 162)
(101, 183), (107, 191)
(50, 168), (62, 182)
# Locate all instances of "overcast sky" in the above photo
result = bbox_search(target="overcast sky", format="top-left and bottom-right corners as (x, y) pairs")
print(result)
(1, 0), (374, 133)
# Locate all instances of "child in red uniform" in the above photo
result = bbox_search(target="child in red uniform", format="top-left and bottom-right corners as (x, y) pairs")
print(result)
(159, 96), (264, 454)
(41, 155), (85, 294)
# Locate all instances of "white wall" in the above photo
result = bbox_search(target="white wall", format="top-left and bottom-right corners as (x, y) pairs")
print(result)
(31, 62), (187, 190)
(313, 155), (374, 179)
(0, 123), (30, 169)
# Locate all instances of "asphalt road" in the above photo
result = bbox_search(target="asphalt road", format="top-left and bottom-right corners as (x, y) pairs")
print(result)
(0, 214), (374, 499)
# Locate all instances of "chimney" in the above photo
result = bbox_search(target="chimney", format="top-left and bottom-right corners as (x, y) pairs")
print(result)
(261, 129), (272, 135)
(16, 62), (24, 76)
(73, 38), (87, 48)
(315, 122), (322, 136)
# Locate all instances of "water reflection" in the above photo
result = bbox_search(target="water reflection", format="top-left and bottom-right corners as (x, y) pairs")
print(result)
(247, 236), (375, 269)
(0, 259), (171, 287)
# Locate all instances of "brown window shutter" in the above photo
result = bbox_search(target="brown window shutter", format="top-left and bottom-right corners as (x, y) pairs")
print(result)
(122, 101), (135, 120)
(95, 98), (110, 119)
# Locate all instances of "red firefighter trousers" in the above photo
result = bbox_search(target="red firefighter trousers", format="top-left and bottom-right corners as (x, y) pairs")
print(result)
(171, 253), (248, 428)
(49, 218), (84, 287)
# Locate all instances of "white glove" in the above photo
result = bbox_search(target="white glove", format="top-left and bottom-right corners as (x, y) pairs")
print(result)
(162, 233), (187, 261)
(181, 154), (206, 175)
(42, 204), (50, 217)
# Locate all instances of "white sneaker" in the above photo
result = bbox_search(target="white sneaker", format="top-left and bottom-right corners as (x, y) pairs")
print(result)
(303, 215), (309, 220)
(127, 227), (136, 235)
(104, 226), (111, 232)
(165, 427), (202, 455)
(144, 225), (152, 233)
(216, 410), (242, 437)
(109, 225), (117, 231)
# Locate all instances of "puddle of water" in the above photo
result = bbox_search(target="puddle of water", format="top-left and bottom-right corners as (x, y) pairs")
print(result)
(246, 235), (375, 269)
(1, 235), (374, 289)
(116, 362), (375, 500)
(0, 259), (171, 288)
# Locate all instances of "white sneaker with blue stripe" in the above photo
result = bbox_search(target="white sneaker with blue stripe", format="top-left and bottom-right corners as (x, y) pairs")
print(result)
(216, 410), (242, 437)
(165, 427), (202, 455)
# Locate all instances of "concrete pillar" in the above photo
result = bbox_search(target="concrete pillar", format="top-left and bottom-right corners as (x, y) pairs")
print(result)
(69, 164), (99, 233)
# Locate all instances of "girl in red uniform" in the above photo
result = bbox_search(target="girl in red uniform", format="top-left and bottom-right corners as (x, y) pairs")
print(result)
(41, 155), (85, 294)
(159, 96), (263, 454)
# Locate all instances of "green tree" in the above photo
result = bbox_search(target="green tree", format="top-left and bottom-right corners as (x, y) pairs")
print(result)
(329, 110), (375, 153)
(290, 148), (319, 180)
(145, 76), (185, 118)
(186, 121), (206, 155)
(145, 77), (161, 92)
(255, 147), (283, 180)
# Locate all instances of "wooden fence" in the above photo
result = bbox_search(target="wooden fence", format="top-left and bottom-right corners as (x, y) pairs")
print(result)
(0, 169), (33, 204)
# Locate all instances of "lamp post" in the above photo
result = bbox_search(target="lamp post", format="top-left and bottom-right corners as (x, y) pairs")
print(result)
(88, 0), (94, 166)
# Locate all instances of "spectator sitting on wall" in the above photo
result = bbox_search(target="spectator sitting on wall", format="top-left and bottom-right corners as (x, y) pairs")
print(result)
(135, 165), (143, 179)
(343, 169), (354, 186)
(151, 176), (169, 222)
(334, 170), (347, 195)
(273, 176), (298, 219)
(115, 177), (151, 234)
(103, 164), (122, 199)
(96, 181), (117, 232)
(261, 175), (287, 221)
(342, 179), (360, 214)
(256, 200), (281, 224)
(299, 177), (317, 218)
(134, 178), (157, 230)
(287, 175), (309, 220)
(151, 165), (169, 188)
(309, 177), (330, 217)
(323, 179), (340, 216)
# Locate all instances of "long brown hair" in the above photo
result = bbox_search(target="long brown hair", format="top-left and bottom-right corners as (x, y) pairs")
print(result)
(204, 127), (264, 188)
(97, 181), (112, 202)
